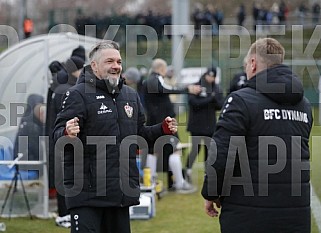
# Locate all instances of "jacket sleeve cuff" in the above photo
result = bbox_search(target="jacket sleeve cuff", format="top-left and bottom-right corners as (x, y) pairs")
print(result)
(63, 128), (68, 136)
(201, 175), (220, 201)
(161, 119), (173, 135)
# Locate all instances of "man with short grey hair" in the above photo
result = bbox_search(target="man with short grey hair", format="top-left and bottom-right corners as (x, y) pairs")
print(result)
(143, 58), (201, 193)
(53, 40), (178, 233)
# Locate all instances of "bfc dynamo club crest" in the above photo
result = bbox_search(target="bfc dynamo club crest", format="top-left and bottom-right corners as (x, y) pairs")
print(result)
(124, 103), (133, 118)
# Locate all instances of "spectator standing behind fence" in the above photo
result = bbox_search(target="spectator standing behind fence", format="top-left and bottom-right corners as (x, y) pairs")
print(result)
(192, 2), (205, 37)
(252, 2), (260, 31)
(53, 41), (178, 233)
(278, 0), (288, 26)
(214, 7), (224, 27)
(299, 2), (308, 26)
(184, 67), (223, 183)
(211, 6), (224, 35)
(237, 4), (246, 27)
(312, 2), (321, 25)
(13, 94), (45, 179)
(202, 37), (312, 233)
(270, 3), (280, 25)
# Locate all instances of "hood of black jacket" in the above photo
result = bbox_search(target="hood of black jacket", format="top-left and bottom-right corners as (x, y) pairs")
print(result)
(21, 94), (44, 124)
(77, 65), (124, 94)
(245, 64), (304, 105)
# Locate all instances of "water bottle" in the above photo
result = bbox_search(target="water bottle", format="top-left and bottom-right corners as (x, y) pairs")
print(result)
(0, 222), (6, 232)
(143, 167), (151, 187)
(136, 155), (143, 177)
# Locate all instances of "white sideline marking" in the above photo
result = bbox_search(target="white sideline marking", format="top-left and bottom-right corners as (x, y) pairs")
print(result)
(311, 185), (321, 232)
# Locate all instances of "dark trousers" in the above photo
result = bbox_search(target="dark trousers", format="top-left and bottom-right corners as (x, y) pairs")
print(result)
(70, 206), (130, 233)
(186, 134), (211, 169)
(57, 192), (69, 217)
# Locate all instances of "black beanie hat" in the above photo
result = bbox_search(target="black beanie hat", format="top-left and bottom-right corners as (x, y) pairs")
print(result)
(71, 45), (86, 61)
(205, 67), (217, 77)
(65, 56), (85, 73)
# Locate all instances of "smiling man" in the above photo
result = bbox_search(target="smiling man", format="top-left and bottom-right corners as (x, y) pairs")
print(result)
(53, 40), (177, 233)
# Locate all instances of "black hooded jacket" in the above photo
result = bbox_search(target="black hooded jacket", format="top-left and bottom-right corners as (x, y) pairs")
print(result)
(53, 66), (164, 209)
(202, 65), (313, 233)
(14, 94), (45, 161)
(187, 75), (224, 136)
(143, 72), (189, 125)
(47, 67), (78, 188)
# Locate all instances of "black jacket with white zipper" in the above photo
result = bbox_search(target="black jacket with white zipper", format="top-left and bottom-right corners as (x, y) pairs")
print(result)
(54, 66), (164, 209)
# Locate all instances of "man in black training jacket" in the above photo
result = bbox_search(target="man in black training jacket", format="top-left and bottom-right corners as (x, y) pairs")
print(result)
(53, 40), (177, 233)
(202, 37), (313, 233)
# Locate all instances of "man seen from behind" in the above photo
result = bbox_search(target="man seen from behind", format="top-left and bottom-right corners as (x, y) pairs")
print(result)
(202, 37), (313, 233)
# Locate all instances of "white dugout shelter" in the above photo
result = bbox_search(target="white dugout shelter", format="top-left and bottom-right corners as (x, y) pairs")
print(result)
(0, 32), (100, 218)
